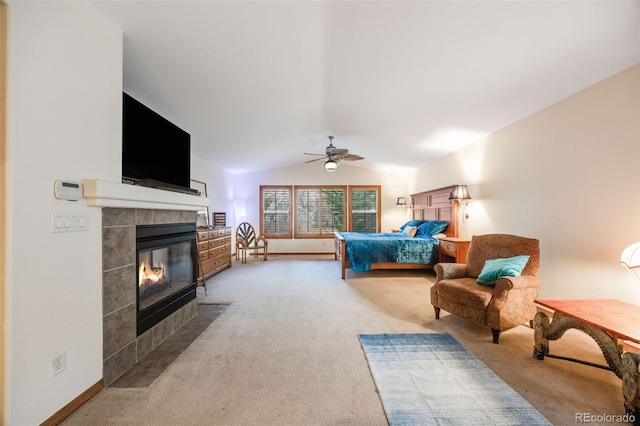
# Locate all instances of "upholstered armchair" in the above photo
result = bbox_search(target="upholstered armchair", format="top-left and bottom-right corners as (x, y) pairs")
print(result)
(235, 222), (268, 264)
(431, 234), (541, 343)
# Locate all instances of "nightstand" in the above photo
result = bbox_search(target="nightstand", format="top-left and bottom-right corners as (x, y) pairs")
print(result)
(438, 237), (471, 264)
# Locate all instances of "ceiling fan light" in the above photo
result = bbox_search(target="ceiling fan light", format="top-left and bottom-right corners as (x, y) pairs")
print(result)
(324, 159), (338, 172)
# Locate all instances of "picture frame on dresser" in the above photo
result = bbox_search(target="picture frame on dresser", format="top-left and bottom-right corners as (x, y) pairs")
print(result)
(191, 179), (210, 229)
(196, 210), (209, 228)
(212, 212), (226, 228)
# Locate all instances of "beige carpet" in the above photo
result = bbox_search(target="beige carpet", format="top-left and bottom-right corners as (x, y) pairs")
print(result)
(64, 255), (624, 425)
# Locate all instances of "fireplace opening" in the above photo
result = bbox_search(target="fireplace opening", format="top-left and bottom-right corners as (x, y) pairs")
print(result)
(136, 222), (197, 336)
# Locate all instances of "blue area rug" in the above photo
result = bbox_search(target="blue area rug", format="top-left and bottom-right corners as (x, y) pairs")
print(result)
(359, 333), (551, 425)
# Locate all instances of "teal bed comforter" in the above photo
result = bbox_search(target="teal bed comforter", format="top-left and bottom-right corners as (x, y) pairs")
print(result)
(341, 232), (440, 272)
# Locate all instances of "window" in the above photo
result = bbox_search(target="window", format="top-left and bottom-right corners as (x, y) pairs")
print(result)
(350, 186), (381, 233)
(260, 186), (292, 238)
(295, 186), (346, 238)
(260, 185), (381, 238)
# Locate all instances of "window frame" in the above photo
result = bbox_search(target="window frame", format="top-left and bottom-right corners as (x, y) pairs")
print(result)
(348, 185), (381, 233)
(260, 185), (293, 239)
(293, 185), (347, 239)
(259, 184), (382, 239)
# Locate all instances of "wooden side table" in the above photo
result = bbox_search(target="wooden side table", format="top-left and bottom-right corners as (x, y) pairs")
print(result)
(532, 299), (640, 419)
(438, 237), (470, 264)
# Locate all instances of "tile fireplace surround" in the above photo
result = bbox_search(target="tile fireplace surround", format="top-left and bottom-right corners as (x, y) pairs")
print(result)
(84, 180), (210, 385)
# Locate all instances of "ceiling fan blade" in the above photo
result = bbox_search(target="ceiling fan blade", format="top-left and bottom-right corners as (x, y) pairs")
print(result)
(303, 136), (362, 166)
(343, 154), (364, 161)
(305, 157), (326, 163)
(332, 148), (349, 156)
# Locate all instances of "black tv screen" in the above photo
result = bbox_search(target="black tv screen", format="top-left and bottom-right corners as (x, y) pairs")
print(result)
(122, 92), (191, 191)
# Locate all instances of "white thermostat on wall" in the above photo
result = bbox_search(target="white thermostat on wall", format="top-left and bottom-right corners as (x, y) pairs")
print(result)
(54, 180), (83, 201)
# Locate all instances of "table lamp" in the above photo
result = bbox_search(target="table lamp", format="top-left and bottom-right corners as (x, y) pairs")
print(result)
(621, 242), (640, 282)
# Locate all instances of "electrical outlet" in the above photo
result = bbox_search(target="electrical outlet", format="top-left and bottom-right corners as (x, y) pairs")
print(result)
(51, 351), (65, 377)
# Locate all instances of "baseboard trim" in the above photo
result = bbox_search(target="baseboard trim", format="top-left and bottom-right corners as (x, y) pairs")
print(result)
(232, 252), (335, 257)
(40, 379), (103, 426)
(268, 252), (334, 256)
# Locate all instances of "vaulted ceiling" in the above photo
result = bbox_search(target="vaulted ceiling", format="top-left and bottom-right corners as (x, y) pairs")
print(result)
(92, 1), (640, 175)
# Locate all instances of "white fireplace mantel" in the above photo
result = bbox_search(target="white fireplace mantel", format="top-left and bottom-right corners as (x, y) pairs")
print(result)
(82, 179), (210, 211)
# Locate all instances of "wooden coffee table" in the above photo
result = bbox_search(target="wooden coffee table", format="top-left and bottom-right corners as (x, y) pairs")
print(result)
(533, 299), (640, 417)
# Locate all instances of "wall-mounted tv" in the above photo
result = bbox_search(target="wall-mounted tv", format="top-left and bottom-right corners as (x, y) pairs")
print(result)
(122, 92), (194, 194)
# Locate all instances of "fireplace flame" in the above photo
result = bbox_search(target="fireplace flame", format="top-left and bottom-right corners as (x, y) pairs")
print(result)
(138, 261), (166, 287)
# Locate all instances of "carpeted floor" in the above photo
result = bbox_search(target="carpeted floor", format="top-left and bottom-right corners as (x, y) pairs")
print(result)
(63, 255), (625, 425)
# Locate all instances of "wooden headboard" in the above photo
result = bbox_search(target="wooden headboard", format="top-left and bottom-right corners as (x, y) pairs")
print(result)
(410, 185), (460, 237)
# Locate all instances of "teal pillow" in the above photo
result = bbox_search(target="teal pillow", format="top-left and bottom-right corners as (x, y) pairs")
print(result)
(476, 255), (531, 286)
(417, 220), (449, 236)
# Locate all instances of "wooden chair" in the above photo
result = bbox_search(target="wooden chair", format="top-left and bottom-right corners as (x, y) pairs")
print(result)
(235, 222), (268, 263)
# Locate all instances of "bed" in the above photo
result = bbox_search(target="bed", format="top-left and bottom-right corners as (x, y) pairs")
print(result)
(334, 185), (461, 279)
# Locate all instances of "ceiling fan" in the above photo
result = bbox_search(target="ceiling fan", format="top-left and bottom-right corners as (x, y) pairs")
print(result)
(303, 136), (364, 172)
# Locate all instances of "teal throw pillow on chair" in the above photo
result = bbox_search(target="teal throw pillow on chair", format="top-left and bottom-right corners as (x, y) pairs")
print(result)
(477, 255), (531, 286)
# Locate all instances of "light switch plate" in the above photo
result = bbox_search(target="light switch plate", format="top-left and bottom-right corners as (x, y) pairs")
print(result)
(51, 212), (88, 233)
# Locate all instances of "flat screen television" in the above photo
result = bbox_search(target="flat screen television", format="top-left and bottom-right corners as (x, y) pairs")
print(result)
(122, 92), (194, 193)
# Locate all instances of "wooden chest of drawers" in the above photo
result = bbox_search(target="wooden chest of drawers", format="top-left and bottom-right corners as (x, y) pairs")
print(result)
(196, 226), (232, 284)
(438, 237), (470, 264)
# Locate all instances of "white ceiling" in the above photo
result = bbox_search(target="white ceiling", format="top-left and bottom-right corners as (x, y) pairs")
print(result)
(91, 0), (640, 175)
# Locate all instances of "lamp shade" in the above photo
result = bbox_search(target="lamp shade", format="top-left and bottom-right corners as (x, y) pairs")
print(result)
(449, 185), (471, 200)
(396, 197), (407, 206)
(621, 242), (640, 282)
(324, 159), (338, 172)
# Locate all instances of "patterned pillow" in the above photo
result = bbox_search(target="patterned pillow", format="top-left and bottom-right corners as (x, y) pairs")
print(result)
(402, 226), (418, 237)
(399, 219), (425, 232)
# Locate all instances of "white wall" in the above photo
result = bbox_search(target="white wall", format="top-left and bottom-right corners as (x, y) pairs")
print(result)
(231, 161), (409, 253)
(192, 154), (235, 225)
(5, 2), (122, 424)
(408, 64), (640, 302)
